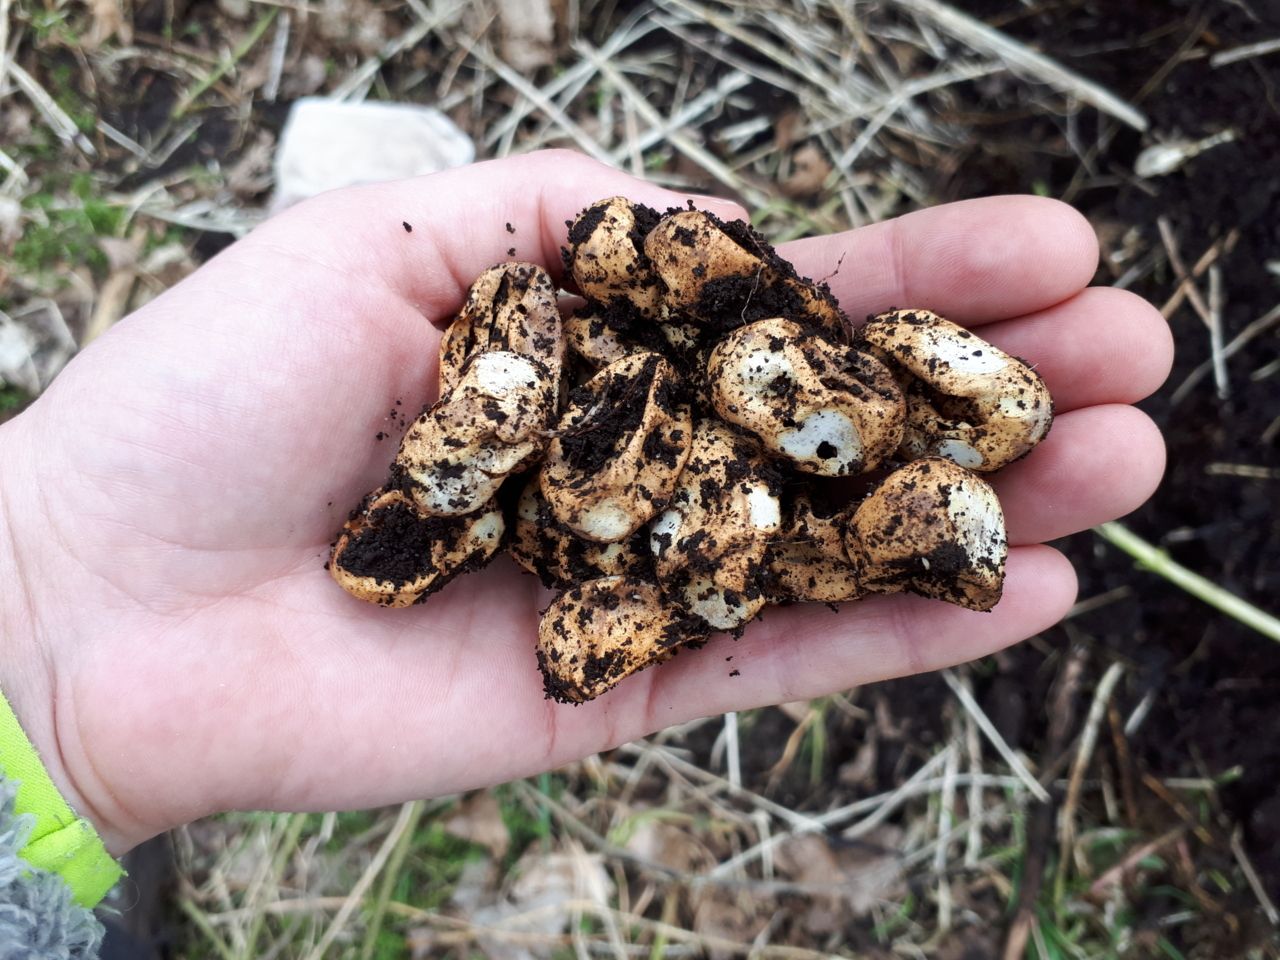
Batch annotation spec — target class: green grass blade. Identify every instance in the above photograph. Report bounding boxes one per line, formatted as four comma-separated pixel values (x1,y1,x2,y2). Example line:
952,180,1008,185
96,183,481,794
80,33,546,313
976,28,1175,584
1093,522,1280,642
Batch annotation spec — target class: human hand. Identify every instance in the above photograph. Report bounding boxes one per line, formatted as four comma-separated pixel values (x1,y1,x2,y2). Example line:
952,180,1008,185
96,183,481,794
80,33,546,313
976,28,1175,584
0,151,1172,854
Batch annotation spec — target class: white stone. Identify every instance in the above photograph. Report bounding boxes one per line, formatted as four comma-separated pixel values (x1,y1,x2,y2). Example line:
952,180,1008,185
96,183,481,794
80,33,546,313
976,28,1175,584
271,98,475,212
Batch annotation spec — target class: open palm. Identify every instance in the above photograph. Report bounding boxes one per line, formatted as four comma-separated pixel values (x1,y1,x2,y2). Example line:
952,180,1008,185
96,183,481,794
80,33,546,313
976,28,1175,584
0,152,1172,853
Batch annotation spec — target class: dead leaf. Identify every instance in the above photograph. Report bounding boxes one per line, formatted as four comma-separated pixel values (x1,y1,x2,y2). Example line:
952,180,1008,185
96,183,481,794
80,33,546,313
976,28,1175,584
624,817,710,874
780,144,832,199
692,889,768,960
774,826,904,932
0,301,77,396
773,109,803,153
449,856,497,914
777,700,812,723
498,0,556,72
883,39,923,76
317,0,388,55
448,848,613,960
444,793,511,860
934,928,1002,960
83,269,137,345
837,737,878,789
281,55,328,100
405,925,441,960
1,105,31,142
227,131,277,198
98,236,138,273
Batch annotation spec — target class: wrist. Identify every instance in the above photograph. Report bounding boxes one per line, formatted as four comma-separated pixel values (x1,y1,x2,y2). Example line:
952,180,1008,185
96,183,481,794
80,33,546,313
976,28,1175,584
0,419,133,856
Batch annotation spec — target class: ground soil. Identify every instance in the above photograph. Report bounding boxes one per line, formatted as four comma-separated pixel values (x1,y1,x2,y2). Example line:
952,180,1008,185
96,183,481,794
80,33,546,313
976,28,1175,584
8,0,1279,952
946,0,1280,901
675,0,1280,943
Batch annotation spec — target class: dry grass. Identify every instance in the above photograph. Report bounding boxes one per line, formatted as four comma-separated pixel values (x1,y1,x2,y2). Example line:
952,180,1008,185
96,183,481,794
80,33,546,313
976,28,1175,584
4,0,1279,957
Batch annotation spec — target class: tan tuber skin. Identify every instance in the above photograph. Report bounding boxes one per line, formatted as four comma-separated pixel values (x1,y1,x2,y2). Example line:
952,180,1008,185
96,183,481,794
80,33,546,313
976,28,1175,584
330,489,505,606
649,419,782,632
709,317,905,476
846,457,1008,612
860,308,1053,472
333,199,1056,702
536,576,708,704
438,262,564,397
541,352,693,543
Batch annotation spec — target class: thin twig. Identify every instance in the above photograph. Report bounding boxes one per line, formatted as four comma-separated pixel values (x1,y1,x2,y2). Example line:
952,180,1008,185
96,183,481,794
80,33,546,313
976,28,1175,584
1210,36,1280,67
171,8,279,119
1055,661,1125,904
1206,463,1280,480
1002,644,1087,960
331,1,462,101
1170,302,1280,406
941,669,1050,802
1156,216,1213,327
214,895,838,959
618,742,826,832
607,70,753,166
888,0,1149,131
1231,829,1280,926
303,800,423,960
264,10,290,103
723,711,742,790
1159,230,1238,320
470,44,615,165
1208,265,1228,399
1088,826,1186,897
934,718,959,931
710,749,955,878
0,0,12,91
6,60,97,156
574,40,766,204
962,671,984,867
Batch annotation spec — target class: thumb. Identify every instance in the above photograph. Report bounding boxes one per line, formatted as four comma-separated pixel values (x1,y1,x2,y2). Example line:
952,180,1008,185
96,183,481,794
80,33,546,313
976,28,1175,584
252,149,750,323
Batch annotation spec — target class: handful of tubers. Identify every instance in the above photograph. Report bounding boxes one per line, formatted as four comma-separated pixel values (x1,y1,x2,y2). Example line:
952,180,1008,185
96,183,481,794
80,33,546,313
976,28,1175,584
329,198,1053,703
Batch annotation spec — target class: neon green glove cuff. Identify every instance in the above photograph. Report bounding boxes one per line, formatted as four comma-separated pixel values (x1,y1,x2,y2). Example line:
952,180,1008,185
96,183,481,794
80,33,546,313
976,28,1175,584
0,687,123,907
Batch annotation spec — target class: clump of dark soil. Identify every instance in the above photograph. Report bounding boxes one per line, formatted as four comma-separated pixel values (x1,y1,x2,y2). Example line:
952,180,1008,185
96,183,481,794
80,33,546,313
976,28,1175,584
922,0,1280,917
557,355,659,473
336,499,446,585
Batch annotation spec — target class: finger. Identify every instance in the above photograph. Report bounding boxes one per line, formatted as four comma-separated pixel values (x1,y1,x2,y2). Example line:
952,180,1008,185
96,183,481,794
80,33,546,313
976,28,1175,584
594,544,1076,734
216,547,1072,816
255,150,749,324
976,287,1174,412
778,196,1099,324
993,404,1166,546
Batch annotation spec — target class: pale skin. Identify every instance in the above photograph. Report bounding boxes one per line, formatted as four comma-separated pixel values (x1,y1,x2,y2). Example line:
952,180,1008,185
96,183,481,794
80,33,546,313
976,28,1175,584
0,151,1173,855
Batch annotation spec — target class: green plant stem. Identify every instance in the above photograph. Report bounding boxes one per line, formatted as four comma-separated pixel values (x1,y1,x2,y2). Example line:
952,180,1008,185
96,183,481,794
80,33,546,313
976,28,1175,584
171,8,278,119
359,800,427,960
1093,522,1280,642
241,812,309,960
179,897,237,960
